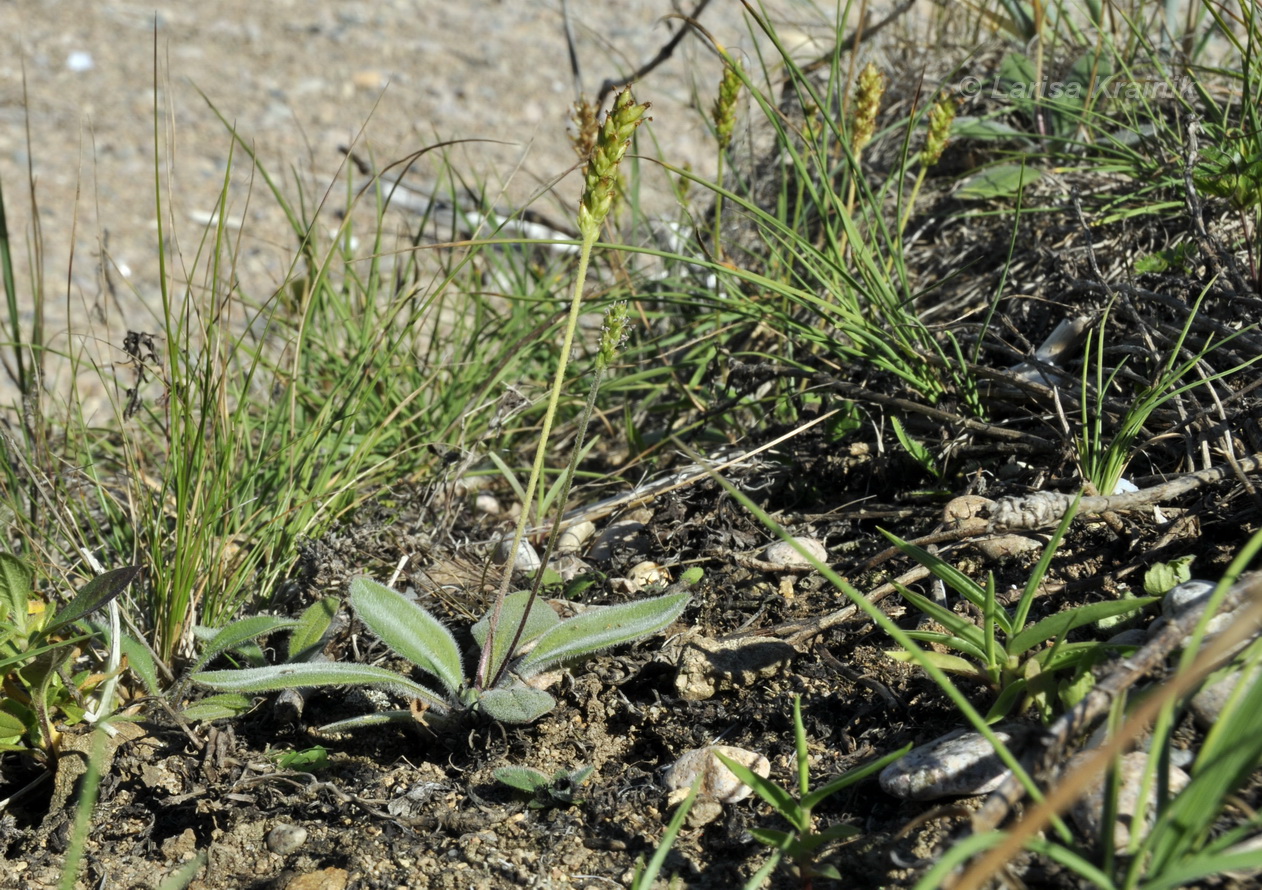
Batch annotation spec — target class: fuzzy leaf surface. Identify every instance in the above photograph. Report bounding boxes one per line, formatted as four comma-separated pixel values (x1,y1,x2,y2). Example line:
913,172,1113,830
193,661,451,712
350,577,464,697
49,565,141,633
515,591,688,677
289,596,339,662
471,592,561,679
191,615,300,675
0,553,32,634
475,683,556,723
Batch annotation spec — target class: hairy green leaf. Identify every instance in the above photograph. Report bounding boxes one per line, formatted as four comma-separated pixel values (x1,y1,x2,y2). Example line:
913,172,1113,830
288,596,339,662
193,661,451,712
494,766,553,793
475,683,556,723
190,615,300,675
350,577,464,697
515,591,689,677
48,566,141,634
471,591,561,679
0,552,33,635
181,693,254,723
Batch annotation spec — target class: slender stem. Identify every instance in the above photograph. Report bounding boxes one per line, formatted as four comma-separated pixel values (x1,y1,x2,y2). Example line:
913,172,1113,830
476,229,597,689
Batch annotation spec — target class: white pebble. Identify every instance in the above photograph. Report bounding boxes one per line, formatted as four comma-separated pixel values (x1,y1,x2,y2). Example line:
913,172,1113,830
880,727,1024,800
763,536,827,568
665,745,769,806
1069,751,1189,848
494,537,541,572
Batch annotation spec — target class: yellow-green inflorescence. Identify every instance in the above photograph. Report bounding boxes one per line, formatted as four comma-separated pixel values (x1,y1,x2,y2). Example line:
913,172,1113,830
923,93,957,167
578,88,651,242
850,61,885,156
712,60,743,151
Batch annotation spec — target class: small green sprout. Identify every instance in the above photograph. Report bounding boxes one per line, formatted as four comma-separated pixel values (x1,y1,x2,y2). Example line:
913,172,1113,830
717,695,909,888
494,764,594,809
881,517,1157,722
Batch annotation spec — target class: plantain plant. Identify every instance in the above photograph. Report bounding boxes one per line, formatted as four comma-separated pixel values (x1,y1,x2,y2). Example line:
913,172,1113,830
193,573,694,728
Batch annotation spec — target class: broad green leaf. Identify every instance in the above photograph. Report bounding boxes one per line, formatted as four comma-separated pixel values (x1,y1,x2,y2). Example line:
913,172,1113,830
515,591,689,678
350,577,464,697
288,597,339,662
0,553,33,635
47,565,141,634
1007,597,1157,655
0,707,27,737
272,746,329,772
471,592,561,679
193,661,451,713
181,693,254,723
475,683,556,723
1144,557,1194,595
120,635,161,696
494,766,552,793
190,615,300,675
957,164,1041,200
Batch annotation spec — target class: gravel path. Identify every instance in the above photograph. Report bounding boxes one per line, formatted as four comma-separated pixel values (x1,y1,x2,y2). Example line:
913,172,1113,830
0,0,812,413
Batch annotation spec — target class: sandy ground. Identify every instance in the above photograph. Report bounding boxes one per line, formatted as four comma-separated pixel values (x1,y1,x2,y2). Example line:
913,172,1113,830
0,0,827,416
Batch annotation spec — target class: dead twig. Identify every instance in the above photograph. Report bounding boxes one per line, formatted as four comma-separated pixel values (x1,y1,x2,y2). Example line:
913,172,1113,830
989,451,1262,529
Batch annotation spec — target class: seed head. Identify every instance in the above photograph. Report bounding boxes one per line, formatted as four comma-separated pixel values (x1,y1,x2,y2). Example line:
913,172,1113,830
851,62,885,155
596,301,630,371
924,94,957,167
570,97,598,160
578,88,651,240
712,60,743,150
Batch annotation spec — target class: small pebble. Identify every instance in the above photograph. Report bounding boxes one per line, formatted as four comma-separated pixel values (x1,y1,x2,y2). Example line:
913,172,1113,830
880,727,1026,800
494,537,541,572
763,536,827,568
266,823,308,855
1190,661,1262,728
474,493,500,515
665,745,769,806
1162,580,1219,618
625,560,670,591
1068,751,1189,848
556,520,595,554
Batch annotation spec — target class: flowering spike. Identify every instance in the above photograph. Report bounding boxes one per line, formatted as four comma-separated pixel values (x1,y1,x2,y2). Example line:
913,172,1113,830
851,62,885,155
712,60,743,150
924,94,957,167
578,88,651,240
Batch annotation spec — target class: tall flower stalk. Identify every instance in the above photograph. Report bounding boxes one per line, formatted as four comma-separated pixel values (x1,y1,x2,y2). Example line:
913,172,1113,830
476,89,650,691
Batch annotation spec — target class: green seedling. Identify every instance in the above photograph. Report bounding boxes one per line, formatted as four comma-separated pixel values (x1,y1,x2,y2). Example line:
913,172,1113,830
268,745,330,773
494,763,593,809
0,553,140,757
1078,288,1259,497
717,695,909,889
193,572,693,728
881,504,1156,722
